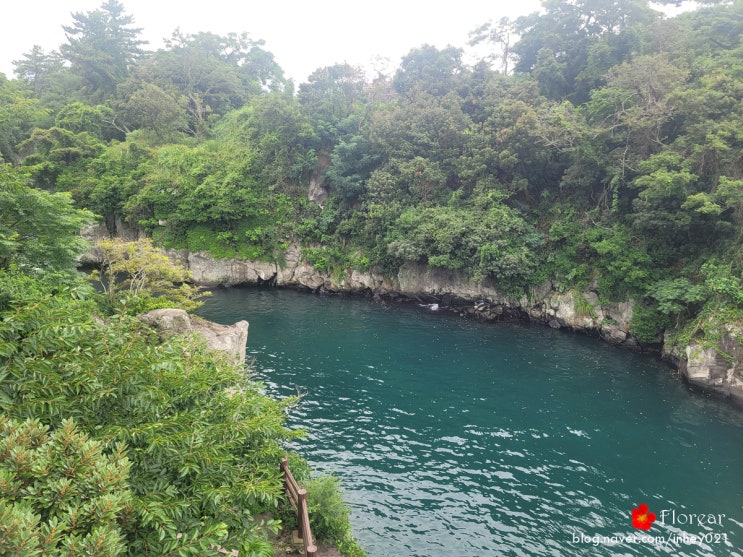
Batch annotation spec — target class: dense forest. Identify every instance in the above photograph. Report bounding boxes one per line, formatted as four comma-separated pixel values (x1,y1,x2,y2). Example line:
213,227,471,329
4,0,742,340
2,0,743,553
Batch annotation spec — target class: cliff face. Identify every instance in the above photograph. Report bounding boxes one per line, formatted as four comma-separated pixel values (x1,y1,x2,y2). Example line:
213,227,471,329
663,324,743,406
80,224,743,406
170,248,743,405
170,246,636,345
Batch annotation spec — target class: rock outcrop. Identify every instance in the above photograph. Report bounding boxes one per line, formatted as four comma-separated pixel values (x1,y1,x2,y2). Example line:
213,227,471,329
164,249,640,349
79,220,146,264
165,243,395,294
663,324,743,405
139,308,248,364
78,222,110,264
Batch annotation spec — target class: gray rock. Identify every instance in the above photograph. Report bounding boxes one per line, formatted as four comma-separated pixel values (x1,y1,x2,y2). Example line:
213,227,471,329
139,308,248,364
601,322,628,344
680,324,743,404
139,308,193,334
78,222,110,264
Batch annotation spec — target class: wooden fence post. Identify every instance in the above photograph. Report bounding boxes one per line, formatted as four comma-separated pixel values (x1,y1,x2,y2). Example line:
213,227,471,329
280,457,318,557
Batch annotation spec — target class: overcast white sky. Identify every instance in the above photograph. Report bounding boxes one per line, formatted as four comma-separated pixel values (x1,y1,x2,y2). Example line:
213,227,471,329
1,0,548,84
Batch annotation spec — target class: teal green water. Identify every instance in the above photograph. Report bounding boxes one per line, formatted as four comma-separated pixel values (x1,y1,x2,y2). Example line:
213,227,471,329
197,288,743,557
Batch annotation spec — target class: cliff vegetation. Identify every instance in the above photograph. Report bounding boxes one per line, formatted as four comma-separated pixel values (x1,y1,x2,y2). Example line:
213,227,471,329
3,0,743,549
4,1,743,352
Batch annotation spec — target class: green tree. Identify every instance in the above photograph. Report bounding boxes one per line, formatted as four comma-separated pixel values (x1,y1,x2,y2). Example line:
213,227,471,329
298,64,367,145
0,77,46,164
17,126,104,191
0,164,93,275
222,93,318,194
368,89,469,197
393,45,464,97
646,277,709,320
386,203,543,286
130,30,286,137
60,0,145,101
0,287,297,556
55,102,107,138
90,238,205,313
513,0,658,102
326,132,383,201
12,46,66,99
114,82,188,141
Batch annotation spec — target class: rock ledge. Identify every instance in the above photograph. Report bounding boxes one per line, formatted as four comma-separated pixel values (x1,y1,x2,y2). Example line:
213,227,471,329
139,308,248,364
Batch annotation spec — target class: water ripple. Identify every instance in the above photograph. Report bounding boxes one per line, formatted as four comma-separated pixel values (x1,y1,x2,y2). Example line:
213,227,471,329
198,288,743,557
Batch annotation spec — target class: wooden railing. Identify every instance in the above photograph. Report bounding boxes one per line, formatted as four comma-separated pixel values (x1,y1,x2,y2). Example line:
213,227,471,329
280,457,318,557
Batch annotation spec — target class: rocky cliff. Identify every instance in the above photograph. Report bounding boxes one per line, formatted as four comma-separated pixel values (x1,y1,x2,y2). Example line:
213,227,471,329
168,245,636,345
170,247,743,405
81,224,743,406
662,323,743,406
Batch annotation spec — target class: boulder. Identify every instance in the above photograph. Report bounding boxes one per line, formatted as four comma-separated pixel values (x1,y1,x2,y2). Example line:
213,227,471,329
139,308,193,335
139,308,248,363
78,222,110,264
680,324,743,404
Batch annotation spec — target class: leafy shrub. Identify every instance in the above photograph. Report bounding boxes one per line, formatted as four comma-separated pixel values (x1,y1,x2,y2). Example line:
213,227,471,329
646,278,709,318
305,475,365,557
386,204,543,288
631,303,671,344
0,285,300,555
302,245,355,274
186,224,239,259
89,238,207,314
585,225,655,300
0,417,131,556
702,262,743,308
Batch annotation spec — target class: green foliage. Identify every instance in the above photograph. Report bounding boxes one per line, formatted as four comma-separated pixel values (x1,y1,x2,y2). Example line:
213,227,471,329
386,203,543,288
89,238,207,314
123,139,295,262
514,0,657,102
701,262,743,309
584,224,655,299
393,45,464,97
217,95,318,195
574,294,598,319
55,102,105,137
298,64,367,146
326,133,383,201
304,475,365,557
297,243,369,280
0,282,300,555
0,417,131,556
0,164,94,275
631,303,671,345
129,29,286,137
115,82,188,141
79,139,151,218
301,246,336,273
183,221,286,262
7,2,743,552
646,278,710,317
59,0,145,101
0,78,47,164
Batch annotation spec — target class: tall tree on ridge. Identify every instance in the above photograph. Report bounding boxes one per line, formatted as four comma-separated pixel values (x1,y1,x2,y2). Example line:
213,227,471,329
12,45,66,99
513,0,659,103
60,0,146,101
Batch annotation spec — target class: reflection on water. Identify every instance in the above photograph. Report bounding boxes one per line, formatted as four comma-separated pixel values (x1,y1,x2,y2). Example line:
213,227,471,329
198,288,743,557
